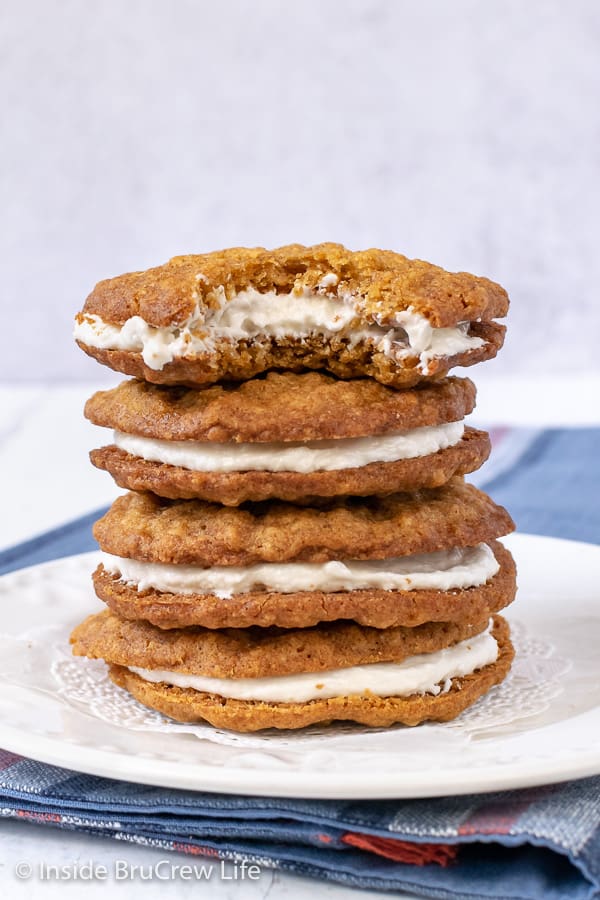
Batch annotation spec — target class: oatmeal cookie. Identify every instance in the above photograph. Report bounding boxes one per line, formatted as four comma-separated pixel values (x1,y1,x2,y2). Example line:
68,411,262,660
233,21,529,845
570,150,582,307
94,540,516,631
106,617,513,731
84,374,477,442
90,429,490,505
74,243,508,387
93,482,515,567
71,610,490,678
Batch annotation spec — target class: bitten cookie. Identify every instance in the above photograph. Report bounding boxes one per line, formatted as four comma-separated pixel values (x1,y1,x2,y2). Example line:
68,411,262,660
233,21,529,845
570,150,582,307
86,374,490,504
74,243,508,388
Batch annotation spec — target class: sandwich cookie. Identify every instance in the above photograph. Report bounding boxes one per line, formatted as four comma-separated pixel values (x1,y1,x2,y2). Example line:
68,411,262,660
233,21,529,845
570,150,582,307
71,612,514,731
92,483,516,629
86,374,490,504
74,243,508,388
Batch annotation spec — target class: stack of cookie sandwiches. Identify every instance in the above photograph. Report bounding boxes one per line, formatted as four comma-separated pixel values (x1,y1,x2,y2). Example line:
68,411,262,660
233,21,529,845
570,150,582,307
71,243,516,732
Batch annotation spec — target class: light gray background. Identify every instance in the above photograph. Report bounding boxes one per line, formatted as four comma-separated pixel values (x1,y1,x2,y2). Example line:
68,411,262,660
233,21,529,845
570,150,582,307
2,0,599,382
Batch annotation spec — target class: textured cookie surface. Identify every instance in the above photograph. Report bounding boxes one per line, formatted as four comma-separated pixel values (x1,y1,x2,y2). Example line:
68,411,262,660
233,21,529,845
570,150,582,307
76,243,508,387
71,610,490,678
90,427,490,504
84,374,477,442
94,540,516,630
107,618,514,731
93,482,515,566
80,244,509,329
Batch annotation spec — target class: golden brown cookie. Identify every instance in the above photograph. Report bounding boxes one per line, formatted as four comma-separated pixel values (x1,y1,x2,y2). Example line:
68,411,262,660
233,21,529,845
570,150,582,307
74,243,508,387
70,609,491,678
85,373,489,503
93,482,515,567
94,540,516,630
90,429,490,505
84,374,477,442
105,617,513,731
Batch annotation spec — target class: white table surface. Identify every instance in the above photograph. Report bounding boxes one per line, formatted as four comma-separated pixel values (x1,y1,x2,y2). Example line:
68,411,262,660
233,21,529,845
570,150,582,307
0,374,597,897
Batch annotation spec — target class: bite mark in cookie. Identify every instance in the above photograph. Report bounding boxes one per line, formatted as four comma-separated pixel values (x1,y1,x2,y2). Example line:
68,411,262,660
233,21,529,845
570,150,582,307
74,244,508,387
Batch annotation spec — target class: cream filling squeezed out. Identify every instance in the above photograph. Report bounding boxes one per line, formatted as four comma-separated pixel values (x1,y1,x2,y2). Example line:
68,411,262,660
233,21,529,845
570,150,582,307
127,623,498,703
102,542,499,599
112,421,465,473
74,285,485,372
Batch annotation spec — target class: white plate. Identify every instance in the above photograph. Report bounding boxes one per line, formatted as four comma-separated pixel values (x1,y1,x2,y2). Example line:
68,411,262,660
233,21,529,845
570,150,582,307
0,533,598,799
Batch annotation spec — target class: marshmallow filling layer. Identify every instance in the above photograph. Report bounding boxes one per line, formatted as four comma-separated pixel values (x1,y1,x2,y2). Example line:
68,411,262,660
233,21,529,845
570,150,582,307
74,284,486,372
127,622,498,703
112,421,465,474
102,542,500,599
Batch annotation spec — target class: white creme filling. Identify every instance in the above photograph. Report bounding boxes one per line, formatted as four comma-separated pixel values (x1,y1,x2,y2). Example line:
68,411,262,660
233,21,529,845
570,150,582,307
112,421,465,474
74,283,485,372
128,622,498,703
102,542,499,599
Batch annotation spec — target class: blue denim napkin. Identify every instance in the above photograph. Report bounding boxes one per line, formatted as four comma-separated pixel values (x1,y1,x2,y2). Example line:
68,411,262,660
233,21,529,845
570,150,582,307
0,427,598,899
0,751,598,899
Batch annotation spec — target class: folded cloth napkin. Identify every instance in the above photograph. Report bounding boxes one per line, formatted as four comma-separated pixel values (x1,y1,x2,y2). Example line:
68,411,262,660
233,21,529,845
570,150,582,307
0,750,599,899
0,427,598,899
471,426,599,544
